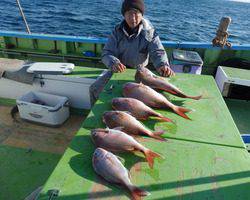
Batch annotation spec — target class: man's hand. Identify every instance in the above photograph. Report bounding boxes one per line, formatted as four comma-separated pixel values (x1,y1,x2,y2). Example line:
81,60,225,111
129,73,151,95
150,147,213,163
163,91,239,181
111,63,126,73
156,65,175,77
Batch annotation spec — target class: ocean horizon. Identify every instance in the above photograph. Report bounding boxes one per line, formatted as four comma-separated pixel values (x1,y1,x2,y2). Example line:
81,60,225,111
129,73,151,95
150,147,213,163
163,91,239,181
0,0,249,44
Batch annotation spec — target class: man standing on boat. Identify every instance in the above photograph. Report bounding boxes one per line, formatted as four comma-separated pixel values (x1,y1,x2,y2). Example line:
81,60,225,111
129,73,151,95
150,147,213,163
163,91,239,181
102,0,174,77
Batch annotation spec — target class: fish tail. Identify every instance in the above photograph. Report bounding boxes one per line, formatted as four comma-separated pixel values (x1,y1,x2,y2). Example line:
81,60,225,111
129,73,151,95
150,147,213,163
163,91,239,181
144,149,162,169
154,115,174,123
173,106,192,120
161,87,202,100
129,186,150,200
150,130,167,141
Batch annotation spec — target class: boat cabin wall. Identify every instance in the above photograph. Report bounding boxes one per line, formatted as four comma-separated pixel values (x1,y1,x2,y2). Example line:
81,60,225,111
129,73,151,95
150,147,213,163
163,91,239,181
0,31,249,76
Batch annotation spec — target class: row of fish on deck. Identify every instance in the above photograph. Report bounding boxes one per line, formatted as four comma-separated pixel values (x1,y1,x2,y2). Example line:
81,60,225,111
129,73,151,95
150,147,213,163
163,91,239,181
91,67,202,200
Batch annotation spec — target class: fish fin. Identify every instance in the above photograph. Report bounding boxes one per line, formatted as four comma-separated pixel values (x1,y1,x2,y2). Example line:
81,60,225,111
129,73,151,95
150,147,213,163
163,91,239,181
153,130,165,135
160,87,202,100
127,170,132,179
159,88,179,95
150,130,167,142
158,76,167,80
116,155,125,163
173,106,192,120
153,116,174,123
138,116,148,121
188,95,202,100
113,126,124,131
129,186,150,200
111,104,117,110
102,116,106,124
124,111,132,115
144,149,162,169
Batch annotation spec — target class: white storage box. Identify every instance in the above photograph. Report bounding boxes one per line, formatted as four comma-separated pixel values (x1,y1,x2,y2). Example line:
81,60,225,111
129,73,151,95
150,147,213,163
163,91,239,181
215,66,250,97
32,69,108,109
17,91,69,126
27,62,75,74
170,49,203,74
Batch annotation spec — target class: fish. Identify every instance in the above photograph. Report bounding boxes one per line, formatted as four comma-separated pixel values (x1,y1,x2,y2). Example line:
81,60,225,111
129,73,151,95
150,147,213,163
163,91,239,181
92,148,150,200
91,128,163,168
123,82,191,120
135,67,202,100
112,97,173,123
102,111,166,141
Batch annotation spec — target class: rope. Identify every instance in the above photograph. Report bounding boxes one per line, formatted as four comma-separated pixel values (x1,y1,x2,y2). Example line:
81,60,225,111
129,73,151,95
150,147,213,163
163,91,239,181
16,0,31,34
212,17,231,48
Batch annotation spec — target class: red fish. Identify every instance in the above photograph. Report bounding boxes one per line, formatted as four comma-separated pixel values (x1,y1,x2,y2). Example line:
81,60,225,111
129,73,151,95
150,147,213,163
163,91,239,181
91,128,163,168
103,111,166,141
92,148,150,200
112,97,173,123
123,82,191,120
135,67,202,100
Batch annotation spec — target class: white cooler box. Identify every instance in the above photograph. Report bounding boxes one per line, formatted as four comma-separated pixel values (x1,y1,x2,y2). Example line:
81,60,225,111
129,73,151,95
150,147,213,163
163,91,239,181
215,66,250,97
170,49,203,74
17,91,69,126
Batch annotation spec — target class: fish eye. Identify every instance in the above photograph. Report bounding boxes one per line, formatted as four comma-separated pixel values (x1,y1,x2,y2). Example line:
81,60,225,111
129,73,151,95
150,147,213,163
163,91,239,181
91,131,97,136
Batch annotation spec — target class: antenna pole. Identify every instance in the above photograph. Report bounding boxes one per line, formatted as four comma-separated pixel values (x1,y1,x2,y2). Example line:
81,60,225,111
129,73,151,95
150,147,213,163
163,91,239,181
16,0,31,34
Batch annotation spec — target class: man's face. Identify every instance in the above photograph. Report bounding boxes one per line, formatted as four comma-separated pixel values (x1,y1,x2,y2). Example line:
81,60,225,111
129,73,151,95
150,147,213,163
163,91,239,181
124,9,142,29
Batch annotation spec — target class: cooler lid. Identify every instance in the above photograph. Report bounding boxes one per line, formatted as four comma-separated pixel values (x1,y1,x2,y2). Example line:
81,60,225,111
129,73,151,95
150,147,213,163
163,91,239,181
27,62,75,74
172,50,203,65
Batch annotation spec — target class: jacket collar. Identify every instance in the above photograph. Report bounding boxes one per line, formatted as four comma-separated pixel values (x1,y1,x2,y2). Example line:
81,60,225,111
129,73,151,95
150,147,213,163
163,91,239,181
118,18,153,38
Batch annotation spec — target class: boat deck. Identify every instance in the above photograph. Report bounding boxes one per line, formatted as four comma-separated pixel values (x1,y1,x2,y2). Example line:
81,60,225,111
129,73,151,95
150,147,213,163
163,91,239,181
0,100,85,200
38,69,250,200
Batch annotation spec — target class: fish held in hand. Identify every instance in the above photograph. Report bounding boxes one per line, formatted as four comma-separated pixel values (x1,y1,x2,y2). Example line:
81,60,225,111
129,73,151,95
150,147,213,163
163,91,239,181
135,67,202,100
112,97,173,123
91,128,163,169
103,111,166,141
123,82,191,120
92,148,150,200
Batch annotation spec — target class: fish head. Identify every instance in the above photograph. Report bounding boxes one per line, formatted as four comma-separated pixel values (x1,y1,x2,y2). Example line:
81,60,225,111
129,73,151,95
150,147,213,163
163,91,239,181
137,67,152,76
112,97,127,109
103,111,112,120
123,82,138,95
90,129,100,140
112,98,121,108
102,111,112,123
135,68,143,82
91,129,108,140
93,148,107,163
103,111,121,124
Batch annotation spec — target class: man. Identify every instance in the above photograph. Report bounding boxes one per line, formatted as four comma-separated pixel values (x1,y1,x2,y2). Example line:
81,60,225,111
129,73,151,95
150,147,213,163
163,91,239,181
102,0,174,77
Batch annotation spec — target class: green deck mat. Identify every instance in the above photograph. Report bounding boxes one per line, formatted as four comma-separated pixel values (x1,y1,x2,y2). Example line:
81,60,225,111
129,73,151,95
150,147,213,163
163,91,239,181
83,69,244,148
221,66,250,80
39,127,250,200
225,99,250,135
0,145,61,200
38,69,250,199
0,98,16,106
